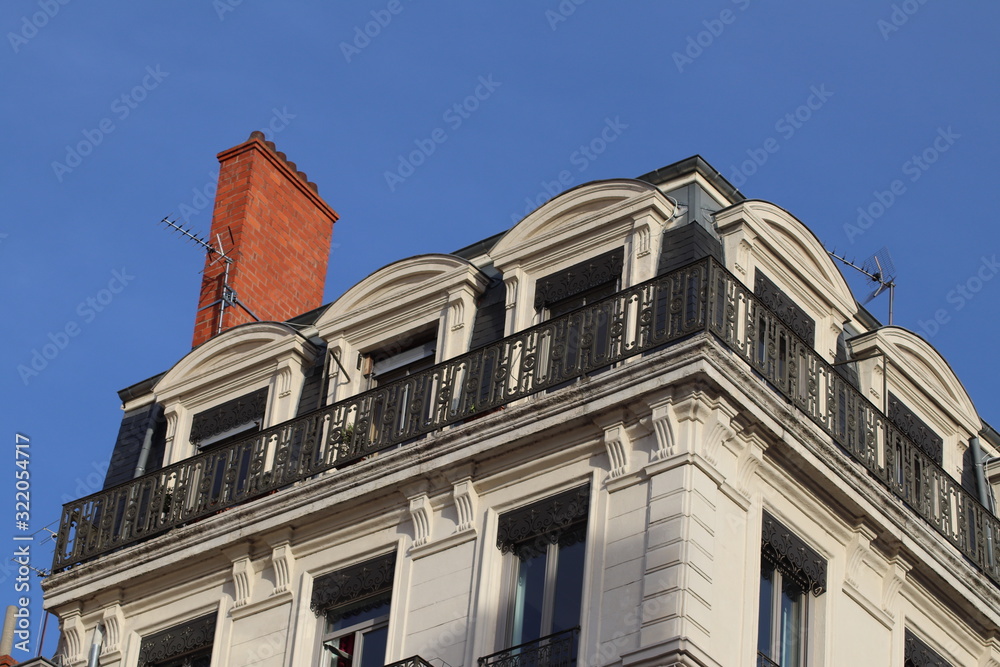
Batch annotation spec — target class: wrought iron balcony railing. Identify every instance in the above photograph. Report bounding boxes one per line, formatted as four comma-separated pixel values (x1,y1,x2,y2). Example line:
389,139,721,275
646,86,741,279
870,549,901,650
756,652,781,667
385,656,434,667
52,257,1000,587
477,628,579,667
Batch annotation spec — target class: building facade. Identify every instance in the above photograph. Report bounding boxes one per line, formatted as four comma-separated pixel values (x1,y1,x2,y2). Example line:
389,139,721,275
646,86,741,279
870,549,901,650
42,134,1000,667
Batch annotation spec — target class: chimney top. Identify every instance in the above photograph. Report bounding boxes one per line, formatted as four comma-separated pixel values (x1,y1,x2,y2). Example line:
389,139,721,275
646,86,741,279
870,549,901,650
190,133,339,348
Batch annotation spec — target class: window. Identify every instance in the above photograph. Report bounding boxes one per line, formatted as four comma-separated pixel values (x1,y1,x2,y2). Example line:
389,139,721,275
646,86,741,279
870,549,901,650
534,249,623,385
312,552,396,667
362,329,437,388
321,599,390,667
137,613,215,667
757,559,805,666
496,486,589,656
189,387,268,450
904,629,953,667
756,512,826,667
357,327,438,448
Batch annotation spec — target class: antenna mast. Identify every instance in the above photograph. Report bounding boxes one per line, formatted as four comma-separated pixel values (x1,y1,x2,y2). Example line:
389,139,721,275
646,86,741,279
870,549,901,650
828,246,897,325
158,216,260,334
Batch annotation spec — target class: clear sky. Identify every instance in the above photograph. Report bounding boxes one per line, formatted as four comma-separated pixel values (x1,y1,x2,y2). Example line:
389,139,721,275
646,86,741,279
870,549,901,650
3,1,999,659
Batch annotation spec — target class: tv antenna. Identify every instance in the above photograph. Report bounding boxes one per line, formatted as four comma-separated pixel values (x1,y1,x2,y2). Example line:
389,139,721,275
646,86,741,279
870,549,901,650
828,246,897,324
158,216,260,334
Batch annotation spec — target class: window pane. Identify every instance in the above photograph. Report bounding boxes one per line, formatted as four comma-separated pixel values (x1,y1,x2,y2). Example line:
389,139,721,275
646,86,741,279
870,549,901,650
360,625,389,667
552,539,585,634
779,581,804,667
328,599,391,633
331,634,355,667
513,549,548,645
757,564,775,657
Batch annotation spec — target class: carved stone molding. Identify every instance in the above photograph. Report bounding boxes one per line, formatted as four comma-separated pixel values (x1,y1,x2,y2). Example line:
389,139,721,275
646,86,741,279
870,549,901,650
701,397,737,466
733,427,767,500
634,223,651,258
137,613,216,667
271,542,295,596
409,493,432,547
61,608,85,666
100,603,125,656
504,275,519,310
453,478,479,533
602,422,632,479
648,387,723,465
844,523,878,589
232,556,254,608
881,554,913,618
649,392,676,462
761,511,827,596
164,409,178,444
497,485,589,560
450,298,466,331
277,365,293,399
905,629,953,667
311,552,396,618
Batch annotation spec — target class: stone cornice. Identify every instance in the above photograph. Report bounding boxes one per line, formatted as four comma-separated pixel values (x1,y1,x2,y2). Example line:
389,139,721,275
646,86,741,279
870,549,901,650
43,334,1000,635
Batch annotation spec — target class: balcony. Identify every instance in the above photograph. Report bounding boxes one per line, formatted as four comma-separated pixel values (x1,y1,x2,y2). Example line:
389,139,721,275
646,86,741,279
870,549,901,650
756,653,780,667
477,629,578,667
52,257,1000,587
385,657,434,667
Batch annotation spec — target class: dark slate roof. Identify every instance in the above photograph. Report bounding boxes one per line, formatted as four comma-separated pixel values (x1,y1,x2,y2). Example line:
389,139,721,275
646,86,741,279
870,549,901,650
636,155,746,203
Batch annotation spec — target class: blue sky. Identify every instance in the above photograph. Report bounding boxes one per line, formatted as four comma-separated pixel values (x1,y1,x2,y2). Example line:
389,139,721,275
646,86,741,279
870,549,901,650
3,1,999,658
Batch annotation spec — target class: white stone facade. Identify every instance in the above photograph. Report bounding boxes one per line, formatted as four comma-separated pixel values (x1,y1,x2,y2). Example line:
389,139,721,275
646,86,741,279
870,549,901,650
43,160,1000,667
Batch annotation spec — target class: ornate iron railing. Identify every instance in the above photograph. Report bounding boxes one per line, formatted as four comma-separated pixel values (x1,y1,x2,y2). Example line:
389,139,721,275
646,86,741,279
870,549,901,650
385,656,434,667
477,628,578,667
756,652,781,667
52,258,1000,586
701,259,1000,585
52,261,713,570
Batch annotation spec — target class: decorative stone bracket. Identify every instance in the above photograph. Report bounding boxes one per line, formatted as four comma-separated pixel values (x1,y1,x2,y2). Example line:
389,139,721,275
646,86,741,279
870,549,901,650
648,386,736,466
100,603,125,656
602,422,633,479
453,478,479,534
271,542,296,596
403,480,433,548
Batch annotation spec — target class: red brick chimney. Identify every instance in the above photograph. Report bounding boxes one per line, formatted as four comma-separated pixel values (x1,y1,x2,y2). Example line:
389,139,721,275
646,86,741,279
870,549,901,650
192,132,339,348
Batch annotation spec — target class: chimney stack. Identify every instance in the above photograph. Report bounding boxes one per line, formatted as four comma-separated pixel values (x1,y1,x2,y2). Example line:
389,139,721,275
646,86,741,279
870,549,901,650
191,132,339,348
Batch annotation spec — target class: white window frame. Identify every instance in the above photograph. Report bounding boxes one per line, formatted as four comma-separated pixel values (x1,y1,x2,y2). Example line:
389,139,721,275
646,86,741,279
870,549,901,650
317,603,391,667
757,560,808,667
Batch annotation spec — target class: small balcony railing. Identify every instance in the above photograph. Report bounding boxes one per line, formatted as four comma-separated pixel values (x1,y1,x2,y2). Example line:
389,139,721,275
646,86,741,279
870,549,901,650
756,653,781,667
385,656,434,667
52,257,1000,586
477,628,578,667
